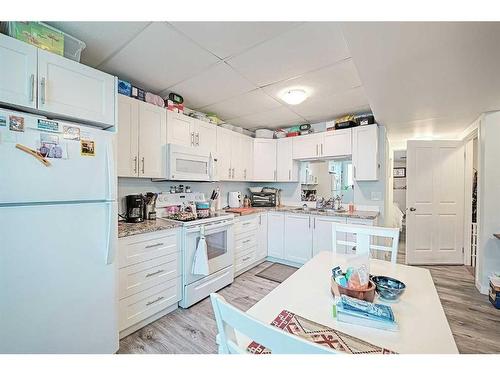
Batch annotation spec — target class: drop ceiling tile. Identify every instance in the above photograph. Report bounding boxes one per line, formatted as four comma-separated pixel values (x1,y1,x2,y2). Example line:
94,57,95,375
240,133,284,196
292,86,370,120
199,89,282,120
227,22,350,86
262,59,361,103
99,22,220,92
47,22,150,67
170,22,301,59
162,62,256,109
229,106,305,129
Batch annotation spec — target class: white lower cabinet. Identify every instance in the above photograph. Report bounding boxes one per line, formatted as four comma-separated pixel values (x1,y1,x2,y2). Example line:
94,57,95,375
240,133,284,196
118,228,181,337
284,214,313,264
312,216,347,257
233,214,267,275
267,212,285,259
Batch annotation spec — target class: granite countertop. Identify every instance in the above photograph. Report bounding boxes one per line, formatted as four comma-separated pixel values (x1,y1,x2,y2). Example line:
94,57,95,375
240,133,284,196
225,206,379,220
118,218,182,238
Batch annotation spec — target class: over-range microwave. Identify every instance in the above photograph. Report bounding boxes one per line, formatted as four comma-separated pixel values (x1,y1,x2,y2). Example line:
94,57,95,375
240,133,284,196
153,144,216,182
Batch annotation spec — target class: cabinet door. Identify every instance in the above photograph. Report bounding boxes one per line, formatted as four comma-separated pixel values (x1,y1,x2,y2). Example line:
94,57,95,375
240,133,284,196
0,34,37,109
195,119,217,154
241,136,254,181
37,49,115,126
267,212,284,259
284,214,312,264
256,213,268,260
253,139,277,181
277,138,298,181
138,102,166,178
312,216,346,256
231,133,244,180
352,124,379,181
166,111,193,147
323,128,352,157
292,133,323,159
117,96,139,177
216,127,232,180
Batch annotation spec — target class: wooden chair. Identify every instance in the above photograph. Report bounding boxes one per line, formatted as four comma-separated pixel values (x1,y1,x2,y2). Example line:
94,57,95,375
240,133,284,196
332,223,400,263
210,293,336,354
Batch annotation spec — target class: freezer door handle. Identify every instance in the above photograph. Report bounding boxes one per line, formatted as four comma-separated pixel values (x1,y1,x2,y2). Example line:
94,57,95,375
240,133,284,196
106,202,117,265
106,141,117,201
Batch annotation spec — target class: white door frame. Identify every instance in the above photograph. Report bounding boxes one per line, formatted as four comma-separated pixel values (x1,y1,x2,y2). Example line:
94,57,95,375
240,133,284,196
463,138,475,266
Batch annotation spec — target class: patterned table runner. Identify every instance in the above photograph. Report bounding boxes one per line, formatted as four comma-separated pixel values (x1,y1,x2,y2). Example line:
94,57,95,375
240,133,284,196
247,310,397,354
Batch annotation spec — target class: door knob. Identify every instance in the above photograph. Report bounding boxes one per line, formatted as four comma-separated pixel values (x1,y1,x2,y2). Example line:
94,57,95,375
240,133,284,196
409,207,416,212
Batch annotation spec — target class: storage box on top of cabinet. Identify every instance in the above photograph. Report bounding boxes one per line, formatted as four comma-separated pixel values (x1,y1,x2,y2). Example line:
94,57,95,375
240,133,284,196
0,33,116,127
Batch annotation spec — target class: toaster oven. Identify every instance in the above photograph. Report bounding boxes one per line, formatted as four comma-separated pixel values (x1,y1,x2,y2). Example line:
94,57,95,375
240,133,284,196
251,192,276,207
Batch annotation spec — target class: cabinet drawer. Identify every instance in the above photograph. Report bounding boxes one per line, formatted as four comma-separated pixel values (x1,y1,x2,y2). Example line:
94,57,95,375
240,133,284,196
234,216,259,237
235,234,257,255
119,277,181,331
235,246,256,272
118,230,178,268
119,252,179,299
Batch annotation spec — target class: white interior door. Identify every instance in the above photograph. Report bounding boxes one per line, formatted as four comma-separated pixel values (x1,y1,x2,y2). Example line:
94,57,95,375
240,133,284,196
406,140,464,265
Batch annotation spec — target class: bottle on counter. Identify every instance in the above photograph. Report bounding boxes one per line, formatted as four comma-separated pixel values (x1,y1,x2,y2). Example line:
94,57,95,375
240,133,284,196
348,202,355,213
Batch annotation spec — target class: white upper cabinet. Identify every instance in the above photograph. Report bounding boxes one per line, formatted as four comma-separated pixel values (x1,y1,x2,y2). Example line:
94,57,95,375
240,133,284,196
117,96,139,177
292,133,323,159
117,95,166,178
166,111,193,147
276,138,298,182
240,135,254,181
0,35,116,126
0,34,37,109
216,126,233,180
37,49,115,126
352,124,379,181
322,127,352,157
284,214,313,264
253,138,277,181
138,102,167,178
195,119,217,154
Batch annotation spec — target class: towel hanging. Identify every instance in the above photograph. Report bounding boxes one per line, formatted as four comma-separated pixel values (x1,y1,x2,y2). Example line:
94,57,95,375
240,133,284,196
192,226,209,276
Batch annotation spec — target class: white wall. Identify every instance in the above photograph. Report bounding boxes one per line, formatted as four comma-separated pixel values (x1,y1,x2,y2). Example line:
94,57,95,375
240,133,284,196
476,112,500,292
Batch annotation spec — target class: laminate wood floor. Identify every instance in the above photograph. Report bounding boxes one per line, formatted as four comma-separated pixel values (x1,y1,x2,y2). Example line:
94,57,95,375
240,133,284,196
119,237,500,354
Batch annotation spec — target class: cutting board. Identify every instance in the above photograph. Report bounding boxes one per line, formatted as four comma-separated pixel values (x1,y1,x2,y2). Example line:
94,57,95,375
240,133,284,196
225,208,259,216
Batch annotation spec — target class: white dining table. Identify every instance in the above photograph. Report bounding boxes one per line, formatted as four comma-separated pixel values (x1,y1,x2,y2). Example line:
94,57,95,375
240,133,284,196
244,251,458,354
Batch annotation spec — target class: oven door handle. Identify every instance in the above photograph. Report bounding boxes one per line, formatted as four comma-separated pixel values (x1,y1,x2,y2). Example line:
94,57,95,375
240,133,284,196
185,220,234,234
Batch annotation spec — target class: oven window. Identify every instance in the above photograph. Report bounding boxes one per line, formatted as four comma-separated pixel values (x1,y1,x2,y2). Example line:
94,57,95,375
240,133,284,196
204,230,227,260
176,158,208,174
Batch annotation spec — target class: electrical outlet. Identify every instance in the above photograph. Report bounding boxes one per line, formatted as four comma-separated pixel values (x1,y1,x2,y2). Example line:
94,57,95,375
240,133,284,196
371,191,382,201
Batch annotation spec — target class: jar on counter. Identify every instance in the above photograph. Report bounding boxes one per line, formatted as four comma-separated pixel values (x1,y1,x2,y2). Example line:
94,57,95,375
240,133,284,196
195,201,210,218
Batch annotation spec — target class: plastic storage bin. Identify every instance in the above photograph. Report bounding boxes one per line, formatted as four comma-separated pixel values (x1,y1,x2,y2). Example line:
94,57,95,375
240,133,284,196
6,21,86,62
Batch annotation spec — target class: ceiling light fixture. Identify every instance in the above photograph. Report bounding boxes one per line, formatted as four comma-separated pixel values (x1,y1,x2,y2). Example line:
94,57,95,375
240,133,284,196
280,89,307,105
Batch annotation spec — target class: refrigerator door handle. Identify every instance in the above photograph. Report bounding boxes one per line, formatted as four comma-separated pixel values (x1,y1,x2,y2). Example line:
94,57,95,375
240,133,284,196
106,202,118,265
106,140,117,201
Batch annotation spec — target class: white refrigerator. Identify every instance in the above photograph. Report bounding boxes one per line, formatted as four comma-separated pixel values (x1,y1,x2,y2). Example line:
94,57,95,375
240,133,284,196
0,108,118,353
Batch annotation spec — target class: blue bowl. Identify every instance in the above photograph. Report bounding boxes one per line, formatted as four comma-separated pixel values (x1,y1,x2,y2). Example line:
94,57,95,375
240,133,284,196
371,276,406,301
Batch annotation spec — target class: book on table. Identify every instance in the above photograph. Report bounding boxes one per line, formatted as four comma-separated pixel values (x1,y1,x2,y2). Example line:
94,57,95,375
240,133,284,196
335,295,398,331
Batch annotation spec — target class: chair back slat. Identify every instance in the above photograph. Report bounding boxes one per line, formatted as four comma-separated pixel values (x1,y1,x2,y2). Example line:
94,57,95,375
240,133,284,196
210,293,336,354
332,223,400,263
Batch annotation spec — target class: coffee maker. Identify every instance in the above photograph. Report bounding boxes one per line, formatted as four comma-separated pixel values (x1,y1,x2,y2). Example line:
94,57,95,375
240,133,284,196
125,194,144,223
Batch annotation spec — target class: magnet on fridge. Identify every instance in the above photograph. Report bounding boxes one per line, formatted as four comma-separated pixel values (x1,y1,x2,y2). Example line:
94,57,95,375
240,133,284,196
0,115,6,127
81,139,95,157
63,125,80,141
9,115,24,132
37,119,59,133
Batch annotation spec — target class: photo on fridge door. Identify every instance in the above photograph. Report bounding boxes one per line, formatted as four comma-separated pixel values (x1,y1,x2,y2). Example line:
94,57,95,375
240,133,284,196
81,139,95,156
38,133,68,159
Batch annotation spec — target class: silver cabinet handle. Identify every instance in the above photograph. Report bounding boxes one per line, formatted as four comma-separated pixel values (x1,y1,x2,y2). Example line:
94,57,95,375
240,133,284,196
321,143,323,156
353,165,356,179
232,168,235,179
316,144,318,156
289,169,291,180
29,74,35,102
191,132,195,147
274,170,277,181
145,269,164,278
242,256,251,262
259,215,262,225
40,77,46,104
244,169,247,180
145,242,164,249
243,239,251,244
228,167,232,179
133,156,138,174
146,296,164,306
141,157,145,174
196,132,200,146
